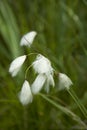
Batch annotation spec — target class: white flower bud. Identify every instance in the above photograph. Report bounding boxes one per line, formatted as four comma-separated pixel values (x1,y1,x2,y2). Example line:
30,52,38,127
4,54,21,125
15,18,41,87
31,74,46,94
58,73,73,90
18,80,33,105
9,55,26,77
20,31,37,47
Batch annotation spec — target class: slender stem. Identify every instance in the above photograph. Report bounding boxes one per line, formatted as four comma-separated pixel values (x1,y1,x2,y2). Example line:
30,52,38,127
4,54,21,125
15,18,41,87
71,89,87,114
67,88,87,118
25,64,33,79
25,52,41,79
38,93,87,128
26,52,39,57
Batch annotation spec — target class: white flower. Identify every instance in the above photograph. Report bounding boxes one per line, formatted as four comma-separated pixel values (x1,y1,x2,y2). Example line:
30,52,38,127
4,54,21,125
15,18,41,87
32,54,53,74
31,74,46,94
58,73,73,90
18,80,33,105
45,74,55,93
20,31,37,47
31,73,55,94
32,54,55,93
9,55,26,77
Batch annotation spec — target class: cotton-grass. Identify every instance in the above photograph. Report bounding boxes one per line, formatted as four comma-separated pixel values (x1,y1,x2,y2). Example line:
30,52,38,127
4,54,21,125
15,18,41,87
58,73,87,118
9,32,55,105
31,73,55,94
8,30,87,121
58,73,73,90
18,80,33,105
31,54,55,94
32,54,53,74
9,55,26,77
20,31,37,47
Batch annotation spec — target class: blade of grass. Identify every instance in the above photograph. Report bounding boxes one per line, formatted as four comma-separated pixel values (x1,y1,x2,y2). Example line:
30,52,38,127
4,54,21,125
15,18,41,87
67,88,87,118
38,93,87,129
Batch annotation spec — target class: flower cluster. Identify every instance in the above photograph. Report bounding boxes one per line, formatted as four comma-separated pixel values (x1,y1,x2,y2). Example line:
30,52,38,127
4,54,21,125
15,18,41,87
9,31,73,105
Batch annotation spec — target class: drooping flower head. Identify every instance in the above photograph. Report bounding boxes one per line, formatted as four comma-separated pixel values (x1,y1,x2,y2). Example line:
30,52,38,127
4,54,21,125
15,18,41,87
58,73,73,90
9,55,26,77
20,31,37,47
32,54,53,74
31,54,55,94
18,80,33,105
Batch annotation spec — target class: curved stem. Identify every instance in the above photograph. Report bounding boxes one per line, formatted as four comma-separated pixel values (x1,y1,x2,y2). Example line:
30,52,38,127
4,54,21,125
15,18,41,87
25,64,33,79
26,52,39,57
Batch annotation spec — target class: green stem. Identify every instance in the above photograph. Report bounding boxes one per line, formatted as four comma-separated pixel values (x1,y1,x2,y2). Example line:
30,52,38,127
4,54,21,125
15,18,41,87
38,93,87,128
67,88,87,118
25,64,33,79
27,52,39,57
25,52,40,79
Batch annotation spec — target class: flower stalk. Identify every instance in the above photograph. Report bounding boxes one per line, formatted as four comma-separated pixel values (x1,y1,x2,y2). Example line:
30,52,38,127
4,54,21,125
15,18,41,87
67,88,87,118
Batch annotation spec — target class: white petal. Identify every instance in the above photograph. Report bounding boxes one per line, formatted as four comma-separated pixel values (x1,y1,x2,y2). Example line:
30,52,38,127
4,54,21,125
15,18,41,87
20,31,37,47
31,74,46,94
9,55,26,77
48,74,55,87
45,74,55,93
58,73,73,90
19,80,33,105
32,54,53,74
11,67,21,77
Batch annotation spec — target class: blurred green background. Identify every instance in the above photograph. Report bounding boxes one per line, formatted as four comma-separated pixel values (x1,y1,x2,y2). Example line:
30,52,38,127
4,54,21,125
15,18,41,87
0,0,87,129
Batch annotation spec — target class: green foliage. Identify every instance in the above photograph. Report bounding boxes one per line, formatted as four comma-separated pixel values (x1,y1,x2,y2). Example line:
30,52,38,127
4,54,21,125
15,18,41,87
0,0,87,129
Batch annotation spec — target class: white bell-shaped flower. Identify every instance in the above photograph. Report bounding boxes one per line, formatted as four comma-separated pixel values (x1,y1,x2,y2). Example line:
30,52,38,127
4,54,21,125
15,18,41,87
9,55,26,77
58,73,73,90
20,31,37,47
31,74,46,94
19,80,33,105
32,54,53,74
